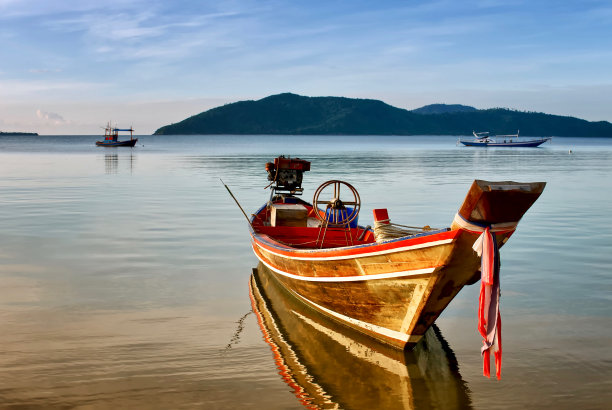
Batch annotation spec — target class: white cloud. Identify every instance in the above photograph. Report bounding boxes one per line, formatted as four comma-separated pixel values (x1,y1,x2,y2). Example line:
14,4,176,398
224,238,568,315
36,109,68,125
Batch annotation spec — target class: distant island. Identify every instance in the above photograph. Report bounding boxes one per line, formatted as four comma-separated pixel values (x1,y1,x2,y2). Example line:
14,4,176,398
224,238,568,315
153,93,612,137
0,131,38,136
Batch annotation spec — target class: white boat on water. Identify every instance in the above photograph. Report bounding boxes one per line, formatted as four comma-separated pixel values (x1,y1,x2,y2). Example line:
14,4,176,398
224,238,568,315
459,130,551,147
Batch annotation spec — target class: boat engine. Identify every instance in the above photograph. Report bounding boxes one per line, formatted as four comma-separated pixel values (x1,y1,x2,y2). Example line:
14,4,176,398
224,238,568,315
265,156,310,195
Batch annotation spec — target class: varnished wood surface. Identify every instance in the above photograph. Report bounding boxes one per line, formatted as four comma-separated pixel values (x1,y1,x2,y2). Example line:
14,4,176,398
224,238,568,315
252,229,511,348
457,180,546,224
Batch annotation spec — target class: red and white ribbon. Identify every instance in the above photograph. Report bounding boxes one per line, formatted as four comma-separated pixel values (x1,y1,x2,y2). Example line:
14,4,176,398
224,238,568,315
453,214,517,380
473,227,502,379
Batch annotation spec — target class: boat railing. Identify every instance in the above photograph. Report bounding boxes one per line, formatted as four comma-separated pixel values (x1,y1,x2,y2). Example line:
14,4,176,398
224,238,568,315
495,134,519,138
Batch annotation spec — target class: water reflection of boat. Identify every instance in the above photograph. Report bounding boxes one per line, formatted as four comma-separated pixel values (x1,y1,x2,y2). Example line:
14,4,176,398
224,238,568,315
250,264,472,409
458,131,551,147
104,153,135,174
104,153,119,174
96,122,137,147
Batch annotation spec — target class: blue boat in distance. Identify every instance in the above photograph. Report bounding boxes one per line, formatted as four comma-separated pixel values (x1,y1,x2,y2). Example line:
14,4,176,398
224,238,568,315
458,131,551,147
96,122,138,147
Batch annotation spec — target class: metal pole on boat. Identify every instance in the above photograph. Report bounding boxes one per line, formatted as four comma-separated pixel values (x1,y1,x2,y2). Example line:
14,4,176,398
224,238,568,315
220,179,253,228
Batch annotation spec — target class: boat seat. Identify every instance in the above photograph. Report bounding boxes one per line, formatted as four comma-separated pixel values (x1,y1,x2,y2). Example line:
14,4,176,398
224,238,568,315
270,204,308,227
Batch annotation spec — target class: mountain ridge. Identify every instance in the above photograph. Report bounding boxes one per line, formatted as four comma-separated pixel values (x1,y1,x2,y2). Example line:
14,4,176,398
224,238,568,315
412,103,478,115
153,93,612,137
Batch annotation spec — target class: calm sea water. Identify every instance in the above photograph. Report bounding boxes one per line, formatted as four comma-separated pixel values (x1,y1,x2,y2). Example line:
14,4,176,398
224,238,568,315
0,134,610,409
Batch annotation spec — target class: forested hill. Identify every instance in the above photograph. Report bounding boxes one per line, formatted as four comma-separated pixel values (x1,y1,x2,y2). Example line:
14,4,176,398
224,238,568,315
411,103,477,114
153,93,612,137
0,131,38,136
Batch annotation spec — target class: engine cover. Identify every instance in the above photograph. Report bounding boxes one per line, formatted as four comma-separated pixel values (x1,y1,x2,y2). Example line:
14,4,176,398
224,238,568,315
266,156,310,194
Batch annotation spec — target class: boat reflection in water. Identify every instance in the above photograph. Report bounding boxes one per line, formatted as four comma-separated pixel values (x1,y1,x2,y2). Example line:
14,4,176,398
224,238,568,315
104,153,134,174
250,263,472,410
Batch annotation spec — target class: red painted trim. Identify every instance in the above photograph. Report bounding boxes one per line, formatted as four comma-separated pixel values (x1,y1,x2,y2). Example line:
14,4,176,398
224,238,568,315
251,228,459,259
373,208,390,223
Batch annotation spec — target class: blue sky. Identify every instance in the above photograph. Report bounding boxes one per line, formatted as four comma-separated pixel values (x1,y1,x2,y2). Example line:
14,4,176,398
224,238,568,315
1,0,611,134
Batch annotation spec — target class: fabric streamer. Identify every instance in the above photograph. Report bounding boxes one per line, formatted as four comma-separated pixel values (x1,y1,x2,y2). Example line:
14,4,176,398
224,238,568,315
453,213,513,380
473,227,502,379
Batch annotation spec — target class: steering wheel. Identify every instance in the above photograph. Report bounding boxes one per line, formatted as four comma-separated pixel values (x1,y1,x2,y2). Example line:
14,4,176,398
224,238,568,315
312,180,361,226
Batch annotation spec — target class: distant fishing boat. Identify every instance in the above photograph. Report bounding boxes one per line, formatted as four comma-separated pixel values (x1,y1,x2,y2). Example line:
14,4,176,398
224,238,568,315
228,155,546,379
458,131,551,147
96,122,137,147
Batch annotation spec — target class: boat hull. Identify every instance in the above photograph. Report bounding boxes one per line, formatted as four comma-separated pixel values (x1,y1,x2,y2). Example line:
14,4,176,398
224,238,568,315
95,139,138,147
459,138,550,147
251,227,500,349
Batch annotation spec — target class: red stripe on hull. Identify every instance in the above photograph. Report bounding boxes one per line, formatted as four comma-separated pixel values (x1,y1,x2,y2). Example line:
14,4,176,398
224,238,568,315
251,228,459,260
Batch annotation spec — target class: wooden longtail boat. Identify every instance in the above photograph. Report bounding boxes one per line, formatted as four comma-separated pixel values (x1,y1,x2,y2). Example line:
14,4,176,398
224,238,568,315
247,156,545,357
96,122,137,147
250,265,472,409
